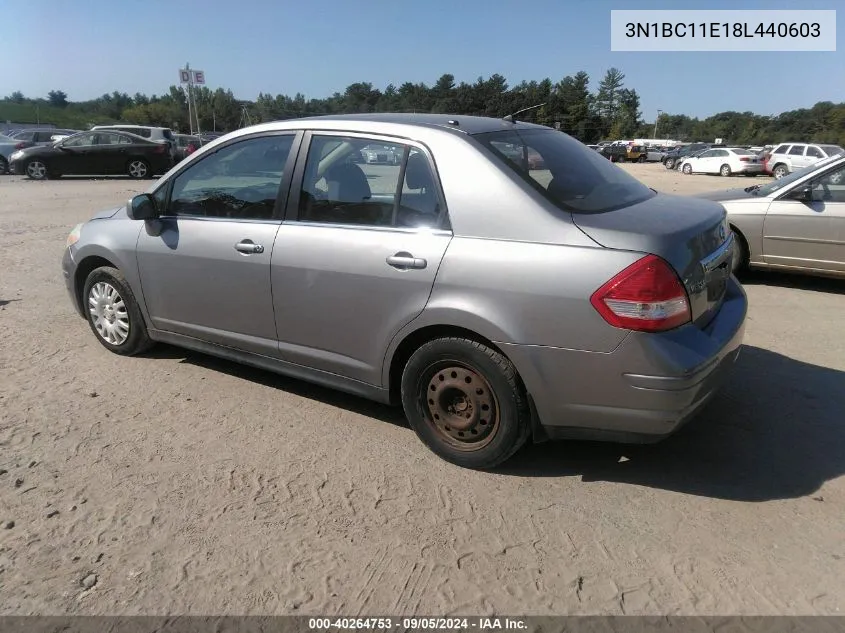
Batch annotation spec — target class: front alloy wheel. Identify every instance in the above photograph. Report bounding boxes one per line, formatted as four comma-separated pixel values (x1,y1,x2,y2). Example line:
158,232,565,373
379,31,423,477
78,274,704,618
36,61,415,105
26,160,48,180
88,282,130,345
83,266,153,355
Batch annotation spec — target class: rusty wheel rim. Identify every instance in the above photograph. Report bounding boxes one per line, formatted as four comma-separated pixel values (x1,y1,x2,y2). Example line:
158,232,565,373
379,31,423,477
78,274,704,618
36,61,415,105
420,362,499,451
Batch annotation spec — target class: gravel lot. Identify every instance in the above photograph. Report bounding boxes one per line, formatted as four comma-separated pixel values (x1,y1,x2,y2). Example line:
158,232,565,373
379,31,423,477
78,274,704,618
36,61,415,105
1,165,843,615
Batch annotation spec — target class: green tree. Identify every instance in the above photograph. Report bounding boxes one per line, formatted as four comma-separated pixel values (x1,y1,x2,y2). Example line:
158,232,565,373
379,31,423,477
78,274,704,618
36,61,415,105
47,90,68,108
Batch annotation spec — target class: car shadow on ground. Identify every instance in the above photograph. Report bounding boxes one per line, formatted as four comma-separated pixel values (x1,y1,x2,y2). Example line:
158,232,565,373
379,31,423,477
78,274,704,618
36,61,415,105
146,343,844,502
501,345,845,502
144,345,409,429
738,269,845,295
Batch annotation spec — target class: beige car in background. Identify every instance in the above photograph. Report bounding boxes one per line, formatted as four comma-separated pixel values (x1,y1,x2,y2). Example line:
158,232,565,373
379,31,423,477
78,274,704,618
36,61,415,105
697,152,845,278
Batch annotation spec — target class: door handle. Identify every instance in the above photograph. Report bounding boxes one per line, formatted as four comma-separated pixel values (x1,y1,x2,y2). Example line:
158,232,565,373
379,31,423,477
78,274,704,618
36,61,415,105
386,253,427,270
234,240,264,254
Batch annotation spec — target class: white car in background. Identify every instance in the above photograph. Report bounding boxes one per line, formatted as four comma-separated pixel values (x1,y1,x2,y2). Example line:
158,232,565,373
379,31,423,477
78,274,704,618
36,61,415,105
766,142,845,179
680,147,764,177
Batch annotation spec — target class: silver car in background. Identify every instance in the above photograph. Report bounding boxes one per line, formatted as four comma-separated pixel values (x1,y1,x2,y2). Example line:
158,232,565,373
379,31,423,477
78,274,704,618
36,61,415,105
698,152,845,278
62,114,746,469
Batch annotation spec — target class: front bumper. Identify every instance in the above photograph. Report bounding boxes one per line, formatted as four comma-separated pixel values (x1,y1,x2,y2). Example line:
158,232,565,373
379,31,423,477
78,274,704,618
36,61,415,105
62,246,84,318
501,277,748,443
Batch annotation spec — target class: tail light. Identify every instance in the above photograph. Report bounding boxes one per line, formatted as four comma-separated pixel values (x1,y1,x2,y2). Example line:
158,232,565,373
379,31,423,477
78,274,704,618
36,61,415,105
590,255,691,332
14,142,28,149
153,144,166,154
739,157,750,162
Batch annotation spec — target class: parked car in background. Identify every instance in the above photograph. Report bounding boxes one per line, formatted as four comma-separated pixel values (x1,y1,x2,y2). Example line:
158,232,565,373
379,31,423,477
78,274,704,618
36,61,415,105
173,134,203,162
9,130,175,180
7,128,80,146
0,133,34,174
91,125,177,161
698,152,845,277
360,143,402,165
679,147,765,177
766,142,845,179
662,143,711,170
599,144,628,162
60,113,745,469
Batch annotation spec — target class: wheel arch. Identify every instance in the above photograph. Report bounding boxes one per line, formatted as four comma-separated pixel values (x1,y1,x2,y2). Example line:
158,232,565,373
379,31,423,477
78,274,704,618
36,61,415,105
385,323,516,406
73,255,119,316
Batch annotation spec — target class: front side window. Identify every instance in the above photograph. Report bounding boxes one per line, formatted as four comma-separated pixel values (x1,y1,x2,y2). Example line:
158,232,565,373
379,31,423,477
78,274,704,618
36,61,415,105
810,166,845,203
788,145,806,156
166,134,294,220
63,133,96,147
806,146,823,159
297,135,444,228
479,129,654,214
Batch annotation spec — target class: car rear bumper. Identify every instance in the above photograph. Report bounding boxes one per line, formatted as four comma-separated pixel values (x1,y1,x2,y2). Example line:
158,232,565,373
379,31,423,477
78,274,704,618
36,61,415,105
734,163,764,174
501,276,747,443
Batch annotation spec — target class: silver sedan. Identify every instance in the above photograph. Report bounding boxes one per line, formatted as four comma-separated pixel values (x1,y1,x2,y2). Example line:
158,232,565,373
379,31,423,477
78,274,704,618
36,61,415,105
61,114,746,469
698,153,845,278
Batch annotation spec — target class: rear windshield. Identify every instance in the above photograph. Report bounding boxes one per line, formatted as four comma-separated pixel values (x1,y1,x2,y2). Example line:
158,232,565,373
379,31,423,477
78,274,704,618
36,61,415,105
475,129,655,213
163,129,174,140
820,145,844,156
731,149,754,155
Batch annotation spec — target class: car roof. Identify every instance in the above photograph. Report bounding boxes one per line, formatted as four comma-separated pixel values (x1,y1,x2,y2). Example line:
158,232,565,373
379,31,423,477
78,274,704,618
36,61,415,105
92,124,170,131
258,113,548,136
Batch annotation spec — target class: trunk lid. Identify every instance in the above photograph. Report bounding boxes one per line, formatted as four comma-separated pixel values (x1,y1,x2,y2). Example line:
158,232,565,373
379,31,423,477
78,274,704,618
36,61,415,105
571,193,733,327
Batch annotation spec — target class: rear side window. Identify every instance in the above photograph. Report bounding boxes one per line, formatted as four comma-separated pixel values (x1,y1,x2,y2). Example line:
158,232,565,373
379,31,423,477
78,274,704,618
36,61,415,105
773,144,790,154
819,145,844,157
34,131,56,142
788,145,806,156
477,128,654,213
806,146,823,158
297,135,445,229
14,131,34,141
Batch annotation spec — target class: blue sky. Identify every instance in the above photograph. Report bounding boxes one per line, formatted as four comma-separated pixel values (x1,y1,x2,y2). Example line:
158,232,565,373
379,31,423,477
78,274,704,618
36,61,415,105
2,0,842,120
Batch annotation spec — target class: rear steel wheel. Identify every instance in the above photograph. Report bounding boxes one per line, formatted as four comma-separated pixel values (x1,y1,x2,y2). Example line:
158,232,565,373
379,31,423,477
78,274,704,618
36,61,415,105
127,159,149,179
720,164,732,177
424,363,499,451
401,337,531,469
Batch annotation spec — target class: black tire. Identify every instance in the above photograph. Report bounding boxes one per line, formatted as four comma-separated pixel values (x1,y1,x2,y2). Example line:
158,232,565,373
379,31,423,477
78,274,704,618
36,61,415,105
400,337,531,470
682,163,693,175
127,158,151,179
772,164,788,179
731,228,749,275
638,155,647,163
720,164,732,177
83,266,154,356
0,156,8,175
665,158,676,170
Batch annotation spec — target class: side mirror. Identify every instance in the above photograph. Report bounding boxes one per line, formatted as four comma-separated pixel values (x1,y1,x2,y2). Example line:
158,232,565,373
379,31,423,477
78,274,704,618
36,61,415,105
789,185,813,202
127,193,158,221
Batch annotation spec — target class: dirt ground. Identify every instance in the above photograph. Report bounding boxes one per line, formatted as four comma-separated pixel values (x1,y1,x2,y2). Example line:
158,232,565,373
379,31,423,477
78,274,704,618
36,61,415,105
0,164,843,616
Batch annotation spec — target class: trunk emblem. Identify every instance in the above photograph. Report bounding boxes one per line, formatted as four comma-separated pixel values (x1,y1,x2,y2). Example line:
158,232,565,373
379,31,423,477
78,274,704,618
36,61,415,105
718,224,726,241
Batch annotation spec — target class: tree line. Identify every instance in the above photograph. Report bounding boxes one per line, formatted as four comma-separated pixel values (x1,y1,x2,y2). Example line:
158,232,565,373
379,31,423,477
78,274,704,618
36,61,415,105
3,68,844,146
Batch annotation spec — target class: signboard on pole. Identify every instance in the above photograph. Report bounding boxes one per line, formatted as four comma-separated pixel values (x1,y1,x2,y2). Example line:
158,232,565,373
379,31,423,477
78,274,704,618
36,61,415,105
192,70,205,85
179,69,190,84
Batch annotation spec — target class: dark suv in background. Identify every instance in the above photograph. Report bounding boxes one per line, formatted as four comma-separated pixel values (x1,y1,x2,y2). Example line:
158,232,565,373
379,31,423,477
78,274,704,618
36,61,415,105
662,143,712,170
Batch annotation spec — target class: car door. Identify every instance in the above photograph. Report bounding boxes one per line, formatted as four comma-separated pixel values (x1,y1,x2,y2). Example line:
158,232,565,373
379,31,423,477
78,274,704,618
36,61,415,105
271,132,452,386
53,132,101,174
762,163,845,272
92,132,132,174
787,144,807,171
688,149,713,173
135,132,300,355
804,145,824,168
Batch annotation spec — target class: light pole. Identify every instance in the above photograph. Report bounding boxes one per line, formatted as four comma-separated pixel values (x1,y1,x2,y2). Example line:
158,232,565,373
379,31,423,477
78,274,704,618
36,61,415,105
653,109,663,139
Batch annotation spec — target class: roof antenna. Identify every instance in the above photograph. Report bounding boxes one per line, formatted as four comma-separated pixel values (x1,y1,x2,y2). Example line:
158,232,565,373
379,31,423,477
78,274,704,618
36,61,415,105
503,103,546,123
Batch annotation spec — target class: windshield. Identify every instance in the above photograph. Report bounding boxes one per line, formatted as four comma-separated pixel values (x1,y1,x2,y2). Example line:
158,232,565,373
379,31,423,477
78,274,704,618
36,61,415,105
475,128,655,213
754,155,844,196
